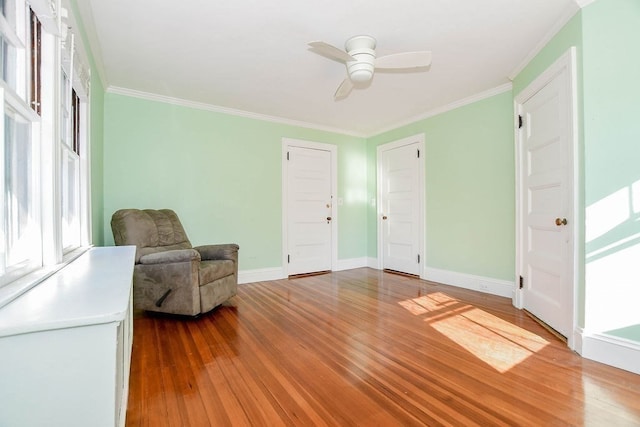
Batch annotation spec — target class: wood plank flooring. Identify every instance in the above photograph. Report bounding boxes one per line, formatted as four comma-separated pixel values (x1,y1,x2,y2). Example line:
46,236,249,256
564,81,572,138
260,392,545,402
126,268,640,426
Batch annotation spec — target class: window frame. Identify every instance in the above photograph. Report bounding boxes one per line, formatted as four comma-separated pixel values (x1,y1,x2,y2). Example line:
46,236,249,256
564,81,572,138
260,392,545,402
59,28,90,255
0,87,42,287
0,0,93,307
0,0,42,289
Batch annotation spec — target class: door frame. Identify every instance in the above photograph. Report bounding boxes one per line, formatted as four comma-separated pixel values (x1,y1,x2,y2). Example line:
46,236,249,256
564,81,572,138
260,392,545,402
281,138,338,276
376,134,426,279
514,47,579,350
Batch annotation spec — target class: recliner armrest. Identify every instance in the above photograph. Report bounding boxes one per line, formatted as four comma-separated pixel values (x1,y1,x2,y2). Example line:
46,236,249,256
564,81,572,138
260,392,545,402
138,249,201,265
194,244,239,261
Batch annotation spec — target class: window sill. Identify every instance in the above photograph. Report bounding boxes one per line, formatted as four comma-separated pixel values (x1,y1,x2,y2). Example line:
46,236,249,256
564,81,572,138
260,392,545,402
0,245,92,309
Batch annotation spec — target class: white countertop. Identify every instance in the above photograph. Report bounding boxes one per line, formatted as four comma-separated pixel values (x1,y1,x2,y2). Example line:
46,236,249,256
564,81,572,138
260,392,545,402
0,246,136,338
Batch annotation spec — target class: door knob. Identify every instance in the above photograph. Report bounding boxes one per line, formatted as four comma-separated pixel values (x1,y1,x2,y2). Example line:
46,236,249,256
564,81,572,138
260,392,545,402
382,215,388,220
555,217,568,226
326,216,332,221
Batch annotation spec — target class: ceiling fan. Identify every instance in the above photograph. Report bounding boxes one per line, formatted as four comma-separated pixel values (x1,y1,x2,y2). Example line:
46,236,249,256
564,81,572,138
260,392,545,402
308,35,432,100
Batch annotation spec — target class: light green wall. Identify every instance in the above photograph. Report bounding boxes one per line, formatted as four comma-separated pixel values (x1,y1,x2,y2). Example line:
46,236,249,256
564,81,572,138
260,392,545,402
581,0,640,340
102,91,515,281
103,94,367,269
367,91,515,281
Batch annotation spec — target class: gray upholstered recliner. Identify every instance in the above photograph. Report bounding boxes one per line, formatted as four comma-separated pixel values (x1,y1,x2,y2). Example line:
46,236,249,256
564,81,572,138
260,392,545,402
111,209,239,316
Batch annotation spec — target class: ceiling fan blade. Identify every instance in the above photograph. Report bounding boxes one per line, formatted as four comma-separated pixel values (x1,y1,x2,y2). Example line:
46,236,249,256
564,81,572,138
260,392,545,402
334,78,354,100
308,41,355,63
375,51,432,70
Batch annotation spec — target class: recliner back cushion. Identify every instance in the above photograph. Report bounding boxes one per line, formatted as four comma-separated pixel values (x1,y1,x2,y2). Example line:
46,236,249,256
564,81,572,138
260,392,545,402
144,209,190,247
111,209,192,262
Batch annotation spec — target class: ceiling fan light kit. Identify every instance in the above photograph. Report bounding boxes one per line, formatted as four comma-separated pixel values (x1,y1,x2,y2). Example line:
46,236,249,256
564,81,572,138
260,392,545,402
344,35,376,83
309,34,432,100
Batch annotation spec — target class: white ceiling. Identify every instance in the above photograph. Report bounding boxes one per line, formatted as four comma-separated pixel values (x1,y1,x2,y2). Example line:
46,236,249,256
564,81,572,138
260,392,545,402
75,0,581,137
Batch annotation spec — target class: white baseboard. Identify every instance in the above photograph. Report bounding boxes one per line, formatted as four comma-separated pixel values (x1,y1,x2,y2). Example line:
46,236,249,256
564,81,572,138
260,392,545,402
238,258,371,283
238,267,285,284
335,257,369,271
577,329,640,375
238,264,516,301
424,267,514,298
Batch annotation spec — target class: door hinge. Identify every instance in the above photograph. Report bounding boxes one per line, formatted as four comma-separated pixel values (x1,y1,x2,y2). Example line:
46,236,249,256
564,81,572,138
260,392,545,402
287,254,290,264
417,149,420,159
519,275,524,289
287,151,290,160
518,115,523,129
417,254,421,263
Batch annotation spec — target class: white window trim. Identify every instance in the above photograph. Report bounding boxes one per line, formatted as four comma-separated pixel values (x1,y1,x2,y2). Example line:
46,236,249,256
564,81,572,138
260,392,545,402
0,0,93,308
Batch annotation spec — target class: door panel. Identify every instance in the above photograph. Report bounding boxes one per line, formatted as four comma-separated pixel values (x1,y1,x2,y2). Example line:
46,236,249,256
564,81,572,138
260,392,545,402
520,67,573,338
380,142,421,275
287,146,332,275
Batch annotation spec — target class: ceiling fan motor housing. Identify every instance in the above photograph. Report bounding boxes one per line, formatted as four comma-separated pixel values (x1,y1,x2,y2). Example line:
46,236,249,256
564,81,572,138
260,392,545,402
345,35,376,83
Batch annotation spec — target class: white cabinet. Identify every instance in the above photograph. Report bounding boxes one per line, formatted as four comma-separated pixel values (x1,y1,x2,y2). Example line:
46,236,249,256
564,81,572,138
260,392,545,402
0,246,136,427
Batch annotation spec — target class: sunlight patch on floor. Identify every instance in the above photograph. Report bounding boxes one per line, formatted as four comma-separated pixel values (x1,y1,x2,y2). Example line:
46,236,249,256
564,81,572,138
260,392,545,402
581,376,640,426
398,292,467,320
399,292,549,372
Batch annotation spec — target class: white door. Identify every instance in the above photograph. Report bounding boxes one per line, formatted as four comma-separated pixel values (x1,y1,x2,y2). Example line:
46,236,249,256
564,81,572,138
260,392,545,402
378,137,424,276
286,145,333,275
517,50,576,339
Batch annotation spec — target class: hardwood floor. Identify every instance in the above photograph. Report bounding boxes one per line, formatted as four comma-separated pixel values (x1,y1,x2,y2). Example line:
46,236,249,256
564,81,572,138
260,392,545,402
126,268,640,426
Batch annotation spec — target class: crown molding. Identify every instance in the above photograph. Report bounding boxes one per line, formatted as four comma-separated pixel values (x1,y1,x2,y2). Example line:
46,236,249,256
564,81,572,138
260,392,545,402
575,0,597,7
108,83,515,141
368,82,513,138
106,86,366,138
508,1,581,80
71,0,108,91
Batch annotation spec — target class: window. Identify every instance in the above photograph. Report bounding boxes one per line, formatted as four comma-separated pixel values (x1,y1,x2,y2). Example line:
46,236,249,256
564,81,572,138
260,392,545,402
2,103,41,283
0,0,91,302
60,83,81,250
60,31,89,253
0,0,41,287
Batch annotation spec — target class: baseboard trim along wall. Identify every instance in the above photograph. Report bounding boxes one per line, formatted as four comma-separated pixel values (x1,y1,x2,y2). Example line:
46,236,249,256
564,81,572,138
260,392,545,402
238,259,373,284
424,267,515,298
237,262,515,299
335,257,369,271
577,329,640,375
238,267,285,284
